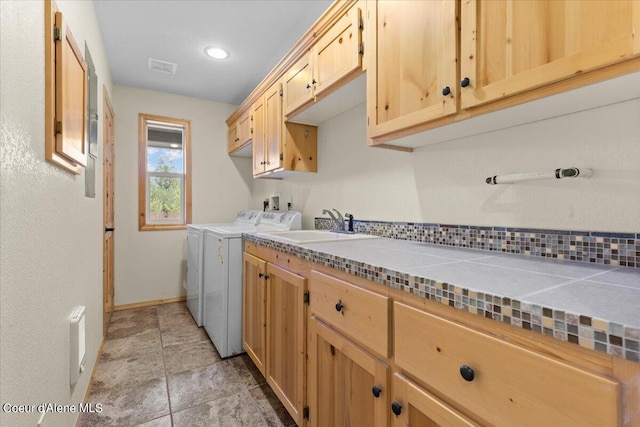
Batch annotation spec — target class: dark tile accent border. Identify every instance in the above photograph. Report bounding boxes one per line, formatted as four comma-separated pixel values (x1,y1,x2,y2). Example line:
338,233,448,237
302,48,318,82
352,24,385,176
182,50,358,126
315,218,640,269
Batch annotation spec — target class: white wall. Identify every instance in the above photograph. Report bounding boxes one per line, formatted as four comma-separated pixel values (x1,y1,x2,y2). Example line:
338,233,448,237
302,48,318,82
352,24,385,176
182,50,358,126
253,99,640,233
0,1,112,426
112,86,253,306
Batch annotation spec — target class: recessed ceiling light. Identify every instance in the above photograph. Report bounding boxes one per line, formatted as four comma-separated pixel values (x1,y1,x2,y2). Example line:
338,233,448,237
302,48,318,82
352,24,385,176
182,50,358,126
205,47,229,60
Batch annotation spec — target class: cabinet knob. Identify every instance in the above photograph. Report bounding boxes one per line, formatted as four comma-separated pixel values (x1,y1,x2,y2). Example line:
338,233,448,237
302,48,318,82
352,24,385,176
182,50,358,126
442,86,451,96
372,385,382,398
335,300,344,312
391,402,402,416
306,83,311,89
258,273,264,278
312,78,317,85
460,365,475,382
460,77,470,88
263,274,270,280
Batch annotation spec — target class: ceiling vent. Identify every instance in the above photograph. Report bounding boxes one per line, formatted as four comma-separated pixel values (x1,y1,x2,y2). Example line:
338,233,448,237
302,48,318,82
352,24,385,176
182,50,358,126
148,58,178,75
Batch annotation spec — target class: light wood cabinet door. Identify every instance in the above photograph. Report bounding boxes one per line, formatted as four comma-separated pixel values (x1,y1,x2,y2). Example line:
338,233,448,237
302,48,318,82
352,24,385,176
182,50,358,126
367,0,458,139
242,252,267,375
312,3,363,98
460,0,640,109
264,82,283,173
252,97,266,175
394,302,620,427
227,119,238,153
237,109,253,147
283,54,314,117
391,374,479,427
308,317,389,427
266,263,306,425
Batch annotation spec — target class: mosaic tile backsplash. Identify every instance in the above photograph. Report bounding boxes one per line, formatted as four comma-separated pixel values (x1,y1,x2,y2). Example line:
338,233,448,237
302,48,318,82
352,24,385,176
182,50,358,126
315,218,640,269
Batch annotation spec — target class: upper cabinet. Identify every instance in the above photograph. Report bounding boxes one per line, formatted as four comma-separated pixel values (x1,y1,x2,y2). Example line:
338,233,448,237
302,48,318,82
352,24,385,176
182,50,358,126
460,0,640,109
227,119,238,153
311,4,363,99
228,0,640,154
252,96,266,175
263,82,284,174
45,0,87,174
283,2,365,121
366,0,458,140
283,54,314,117
228,109,253,155
253,81,318,178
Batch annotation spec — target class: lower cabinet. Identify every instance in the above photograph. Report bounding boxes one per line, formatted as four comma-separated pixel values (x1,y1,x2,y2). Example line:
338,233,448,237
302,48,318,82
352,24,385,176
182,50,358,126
265,263,307,425
242,253,267,374
391,374,478,427
243,245,636,427
242,252,307,426
308,317,389,427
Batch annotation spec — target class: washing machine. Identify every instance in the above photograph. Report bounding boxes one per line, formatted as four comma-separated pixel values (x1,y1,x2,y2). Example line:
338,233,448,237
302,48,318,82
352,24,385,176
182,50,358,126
186,210,262,326
202,211,302,357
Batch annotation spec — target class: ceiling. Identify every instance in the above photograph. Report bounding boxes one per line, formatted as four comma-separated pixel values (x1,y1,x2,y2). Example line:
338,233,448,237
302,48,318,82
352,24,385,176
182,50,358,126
94,0,333,105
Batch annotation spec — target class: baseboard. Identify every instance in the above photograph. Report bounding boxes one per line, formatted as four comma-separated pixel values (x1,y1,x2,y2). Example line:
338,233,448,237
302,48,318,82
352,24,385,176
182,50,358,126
75,336,106,427
113,296,186,311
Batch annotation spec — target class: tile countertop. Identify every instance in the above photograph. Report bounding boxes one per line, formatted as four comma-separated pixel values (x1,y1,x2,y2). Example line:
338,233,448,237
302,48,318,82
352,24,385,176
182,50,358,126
243,233,640,363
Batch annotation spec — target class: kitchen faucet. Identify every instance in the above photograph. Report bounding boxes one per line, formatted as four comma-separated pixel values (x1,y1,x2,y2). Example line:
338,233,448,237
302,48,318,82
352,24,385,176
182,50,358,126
322,209,345,231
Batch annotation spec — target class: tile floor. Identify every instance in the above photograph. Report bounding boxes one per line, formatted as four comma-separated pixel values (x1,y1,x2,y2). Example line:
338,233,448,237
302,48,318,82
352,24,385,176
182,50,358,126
79,302,296,426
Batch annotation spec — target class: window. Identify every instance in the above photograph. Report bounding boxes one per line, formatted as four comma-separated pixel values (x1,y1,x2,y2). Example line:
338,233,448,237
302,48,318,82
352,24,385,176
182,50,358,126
138,114,191,231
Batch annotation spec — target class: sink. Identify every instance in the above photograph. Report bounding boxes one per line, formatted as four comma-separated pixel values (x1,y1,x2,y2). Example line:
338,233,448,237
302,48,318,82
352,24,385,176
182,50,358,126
256,230,380,244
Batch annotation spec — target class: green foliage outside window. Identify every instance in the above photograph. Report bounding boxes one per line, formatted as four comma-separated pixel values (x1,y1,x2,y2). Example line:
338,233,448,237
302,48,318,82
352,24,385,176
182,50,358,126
150,158,181,219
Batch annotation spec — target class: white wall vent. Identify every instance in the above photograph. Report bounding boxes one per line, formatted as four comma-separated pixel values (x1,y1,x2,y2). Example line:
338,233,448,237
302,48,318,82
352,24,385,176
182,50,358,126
70,306,87,387
148,58,178,75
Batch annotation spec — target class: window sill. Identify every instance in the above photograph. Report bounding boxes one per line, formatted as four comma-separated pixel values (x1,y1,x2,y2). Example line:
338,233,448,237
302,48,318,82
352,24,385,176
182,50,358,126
139,224,187,231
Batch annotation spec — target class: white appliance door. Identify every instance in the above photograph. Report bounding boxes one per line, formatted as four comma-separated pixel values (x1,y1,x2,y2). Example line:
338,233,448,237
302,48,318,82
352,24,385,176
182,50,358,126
186,229,202,326
226,237,244,356
203,234,229,357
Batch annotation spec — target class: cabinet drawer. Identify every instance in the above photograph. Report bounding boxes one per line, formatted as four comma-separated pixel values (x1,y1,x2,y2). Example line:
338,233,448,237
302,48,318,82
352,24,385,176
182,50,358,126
310,270,390,358
394,302,620,427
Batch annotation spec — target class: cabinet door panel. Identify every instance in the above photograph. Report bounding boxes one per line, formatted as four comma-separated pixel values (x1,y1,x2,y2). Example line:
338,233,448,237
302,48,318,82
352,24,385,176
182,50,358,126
237,110,252,147
266,263,306,425
55,11,87,167
242,253,267,375
283,54,314,117
461,0,640,109
252,97,265,175
309,318,389,427
391,374,479,427
367,0,457,138
227,120,238,153
312,4,362,98
264,82,283,172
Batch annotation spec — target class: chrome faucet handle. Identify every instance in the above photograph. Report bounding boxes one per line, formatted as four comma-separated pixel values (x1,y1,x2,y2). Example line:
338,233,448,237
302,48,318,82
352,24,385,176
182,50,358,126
344,213,354,232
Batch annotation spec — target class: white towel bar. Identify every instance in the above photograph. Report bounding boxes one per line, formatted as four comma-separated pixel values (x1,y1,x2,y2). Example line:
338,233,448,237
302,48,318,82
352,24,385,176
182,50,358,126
486,167,593,185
